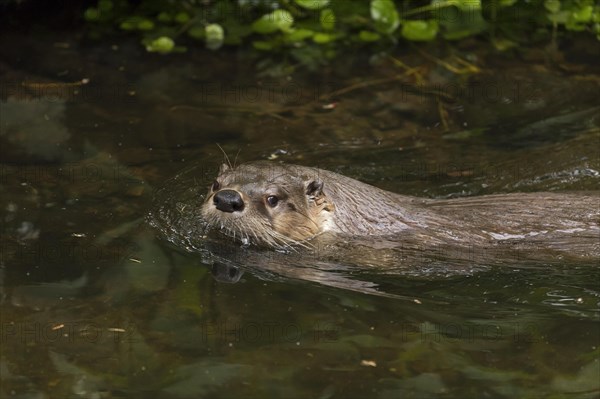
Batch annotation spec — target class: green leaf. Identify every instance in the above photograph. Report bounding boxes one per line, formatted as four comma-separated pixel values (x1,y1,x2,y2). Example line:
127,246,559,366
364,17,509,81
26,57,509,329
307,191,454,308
120,16,144,31
320,9,336,30
253,41,275,50
313,32,338,43
429,0,484,19
358,30,381,42
252,9,294,34
565,20,586,31
544,0,561,14
157,12,172,23
436,2,487,39
284,28,315,42
137,19,155,31
548,10,569,24
401,20,438,41
295,0,330,10
456,0,481,11
432,0,481,12
120,21,135,30
188,25,205,39
571,5,593,23
84,8,100,21
371,0,400,34
206,23,224,50
221,23,253,45
443,29,475,40
98,0,113,13
146,36,175,54
175,12,190,24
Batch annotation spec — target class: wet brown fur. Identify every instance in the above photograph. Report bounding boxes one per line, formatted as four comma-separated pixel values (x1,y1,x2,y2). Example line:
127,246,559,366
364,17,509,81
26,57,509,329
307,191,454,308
201,161,600,256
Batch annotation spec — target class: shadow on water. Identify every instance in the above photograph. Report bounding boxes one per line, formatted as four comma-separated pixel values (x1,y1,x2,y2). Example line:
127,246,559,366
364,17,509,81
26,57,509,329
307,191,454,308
1,31,599,398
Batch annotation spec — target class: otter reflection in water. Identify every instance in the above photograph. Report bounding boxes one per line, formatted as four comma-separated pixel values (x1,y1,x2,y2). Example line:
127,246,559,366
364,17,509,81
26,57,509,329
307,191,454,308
201,161,599,259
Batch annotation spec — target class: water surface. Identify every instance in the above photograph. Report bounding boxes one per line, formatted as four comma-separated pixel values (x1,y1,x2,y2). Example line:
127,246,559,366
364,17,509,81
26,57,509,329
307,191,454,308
1,33,599,398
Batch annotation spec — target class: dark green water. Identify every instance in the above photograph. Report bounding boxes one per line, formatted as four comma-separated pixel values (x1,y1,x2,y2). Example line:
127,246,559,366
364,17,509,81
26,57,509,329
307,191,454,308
1,33,599,398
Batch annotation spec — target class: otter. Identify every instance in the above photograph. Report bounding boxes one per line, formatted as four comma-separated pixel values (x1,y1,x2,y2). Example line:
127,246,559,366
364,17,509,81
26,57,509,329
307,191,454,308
201,161,599,256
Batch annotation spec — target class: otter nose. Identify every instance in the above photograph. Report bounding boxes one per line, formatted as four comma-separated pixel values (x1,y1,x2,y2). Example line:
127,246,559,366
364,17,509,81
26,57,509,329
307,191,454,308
213,189,245,213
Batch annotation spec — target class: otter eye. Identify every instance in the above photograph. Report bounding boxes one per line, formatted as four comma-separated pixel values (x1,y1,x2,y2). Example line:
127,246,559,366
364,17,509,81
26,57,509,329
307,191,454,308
266,195,279,207
211,180,220,191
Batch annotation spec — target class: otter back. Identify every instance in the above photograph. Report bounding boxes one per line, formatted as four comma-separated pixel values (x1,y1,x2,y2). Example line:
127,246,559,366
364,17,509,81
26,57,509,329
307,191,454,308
200,161,599,258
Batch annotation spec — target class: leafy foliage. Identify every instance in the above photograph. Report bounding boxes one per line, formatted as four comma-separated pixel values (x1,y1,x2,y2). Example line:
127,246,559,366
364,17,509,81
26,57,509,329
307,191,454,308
83,0,599,63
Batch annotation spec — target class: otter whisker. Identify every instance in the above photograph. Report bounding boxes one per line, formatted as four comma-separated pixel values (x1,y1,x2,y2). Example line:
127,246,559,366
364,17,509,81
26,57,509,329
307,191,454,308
216,143,233,169
267,228,310,251
233,149,241,168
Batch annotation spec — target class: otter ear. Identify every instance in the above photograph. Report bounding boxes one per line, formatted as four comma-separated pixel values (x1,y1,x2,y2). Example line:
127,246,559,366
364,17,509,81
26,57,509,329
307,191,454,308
306,180,324,197
219,163,230,174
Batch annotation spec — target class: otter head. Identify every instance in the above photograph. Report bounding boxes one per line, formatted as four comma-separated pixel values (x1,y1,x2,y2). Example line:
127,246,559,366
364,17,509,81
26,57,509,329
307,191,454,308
201,162,334,248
